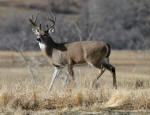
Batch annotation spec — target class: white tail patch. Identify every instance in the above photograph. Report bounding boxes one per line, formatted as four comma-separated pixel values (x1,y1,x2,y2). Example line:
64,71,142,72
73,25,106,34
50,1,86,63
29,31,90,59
39,43,46,49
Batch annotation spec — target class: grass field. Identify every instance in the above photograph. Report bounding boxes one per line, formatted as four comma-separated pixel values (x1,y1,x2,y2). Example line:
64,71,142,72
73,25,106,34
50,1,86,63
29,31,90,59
0,50,150,114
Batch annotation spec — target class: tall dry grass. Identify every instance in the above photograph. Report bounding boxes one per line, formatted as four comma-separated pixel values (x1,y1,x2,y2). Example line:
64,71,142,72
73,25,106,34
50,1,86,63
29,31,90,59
0,50,150,114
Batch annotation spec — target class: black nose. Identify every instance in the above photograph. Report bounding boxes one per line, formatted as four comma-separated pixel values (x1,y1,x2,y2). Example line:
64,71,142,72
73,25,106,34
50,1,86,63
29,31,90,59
37,38,41,42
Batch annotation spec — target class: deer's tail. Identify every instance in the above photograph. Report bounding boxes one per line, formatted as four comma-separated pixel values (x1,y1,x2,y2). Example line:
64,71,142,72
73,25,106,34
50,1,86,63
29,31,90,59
106,43,111,58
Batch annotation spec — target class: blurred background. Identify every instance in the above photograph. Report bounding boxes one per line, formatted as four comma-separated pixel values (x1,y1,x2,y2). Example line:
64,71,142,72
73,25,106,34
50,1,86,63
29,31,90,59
0,1,150,113
0,0,150,51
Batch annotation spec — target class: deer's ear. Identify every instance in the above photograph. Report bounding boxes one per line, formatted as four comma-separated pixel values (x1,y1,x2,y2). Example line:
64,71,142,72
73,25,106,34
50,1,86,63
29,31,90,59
48,28,55,34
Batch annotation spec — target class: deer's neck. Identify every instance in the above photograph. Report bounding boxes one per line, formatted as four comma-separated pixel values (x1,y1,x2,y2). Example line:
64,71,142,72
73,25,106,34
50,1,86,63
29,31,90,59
39,42,46,49
45,37,67,57
46,37,58,49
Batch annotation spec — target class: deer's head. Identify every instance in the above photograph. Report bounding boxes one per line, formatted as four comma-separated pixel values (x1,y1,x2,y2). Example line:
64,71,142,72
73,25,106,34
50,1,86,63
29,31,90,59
29,12,56,44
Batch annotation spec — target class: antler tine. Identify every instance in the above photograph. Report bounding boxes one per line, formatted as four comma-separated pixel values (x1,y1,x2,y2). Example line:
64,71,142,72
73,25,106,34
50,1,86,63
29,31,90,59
46,24,49,29
29,15,36,27
39,23,42,30
46,11,56,31
34,13,39,24
49,17,55,25
50,10,56,21
29,12,40,27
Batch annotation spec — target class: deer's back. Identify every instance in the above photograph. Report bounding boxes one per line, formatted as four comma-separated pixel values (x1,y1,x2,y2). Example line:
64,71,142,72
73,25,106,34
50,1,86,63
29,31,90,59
66,41,108,64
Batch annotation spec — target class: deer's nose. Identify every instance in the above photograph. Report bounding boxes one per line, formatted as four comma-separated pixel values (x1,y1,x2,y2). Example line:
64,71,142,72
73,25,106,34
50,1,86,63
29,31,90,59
37,38,41,42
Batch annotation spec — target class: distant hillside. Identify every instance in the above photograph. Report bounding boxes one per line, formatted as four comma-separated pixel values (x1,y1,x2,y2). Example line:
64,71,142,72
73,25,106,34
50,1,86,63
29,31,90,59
0,0,82,16
0,0,150,50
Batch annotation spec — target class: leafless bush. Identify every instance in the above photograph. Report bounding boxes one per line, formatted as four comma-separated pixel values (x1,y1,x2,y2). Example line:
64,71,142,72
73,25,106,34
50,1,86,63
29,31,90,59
0,14,38,50
87,0,150,49
135,80,144,89
0,0,150,50
51,15,79,43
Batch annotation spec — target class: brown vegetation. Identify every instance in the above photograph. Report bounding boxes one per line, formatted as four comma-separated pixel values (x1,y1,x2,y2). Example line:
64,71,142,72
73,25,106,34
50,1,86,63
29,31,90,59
0,0,150,50
0,50,150,114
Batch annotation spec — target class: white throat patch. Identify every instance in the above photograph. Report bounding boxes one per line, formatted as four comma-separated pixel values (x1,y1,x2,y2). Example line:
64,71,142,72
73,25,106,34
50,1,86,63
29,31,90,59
39,43,46,49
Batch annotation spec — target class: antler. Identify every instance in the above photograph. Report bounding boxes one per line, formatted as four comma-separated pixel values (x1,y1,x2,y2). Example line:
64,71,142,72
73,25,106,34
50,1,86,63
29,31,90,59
29,13,42,29
29,11,56,31
46,11,56,32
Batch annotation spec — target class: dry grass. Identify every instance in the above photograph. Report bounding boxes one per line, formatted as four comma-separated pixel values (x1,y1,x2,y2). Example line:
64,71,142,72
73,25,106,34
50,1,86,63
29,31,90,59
0,50,150,114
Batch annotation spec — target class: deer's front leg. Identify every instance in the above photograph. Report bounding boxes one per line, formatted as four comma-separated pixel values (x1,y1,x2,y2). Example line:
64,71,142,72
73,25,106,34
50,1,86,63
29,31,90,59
48,66,62,93
61,71,69,86
68,64,74,81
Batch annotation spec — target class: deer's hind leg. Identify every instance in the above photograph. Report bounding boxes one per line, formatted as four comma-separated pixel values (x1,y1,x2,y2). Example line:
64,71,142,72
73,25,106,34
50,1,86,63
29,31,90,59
92,65,106,87
102,63,117,89
68,64,75,81
91,58,107,88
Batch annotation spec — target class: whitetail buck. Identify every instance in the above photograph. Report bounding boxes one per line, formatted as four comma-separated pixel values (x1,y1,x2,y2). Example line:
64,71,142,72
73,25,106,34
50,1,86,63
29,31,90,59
29,13,117,92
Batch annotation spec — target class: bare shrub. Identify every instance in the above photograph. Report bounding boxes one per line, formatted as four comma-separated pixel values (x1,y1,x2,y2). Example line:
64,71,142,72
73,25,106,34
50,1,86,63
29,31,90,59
87,0,150,49
135,80,144,89
0,0,150,50
0,14,38,50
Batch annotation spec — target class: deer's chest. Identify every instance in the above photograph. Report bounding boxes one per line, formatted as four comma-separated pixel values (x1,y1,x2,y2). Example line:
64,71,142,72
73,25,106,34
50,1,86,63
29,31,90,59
38,43,46,56
52,50,67,66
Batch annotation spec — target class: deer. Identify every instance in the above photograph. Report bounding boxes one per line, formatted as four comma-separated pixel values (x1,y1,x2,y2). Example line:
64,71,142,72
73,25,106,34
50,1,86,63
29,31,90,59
29,12,117,92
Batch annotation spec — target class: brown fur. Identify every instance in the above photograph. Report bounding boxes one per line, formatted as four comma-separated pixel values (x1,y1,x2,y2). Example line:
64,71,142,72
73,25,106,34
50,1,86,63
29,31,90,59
37,34,117,89
29,15,117,91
